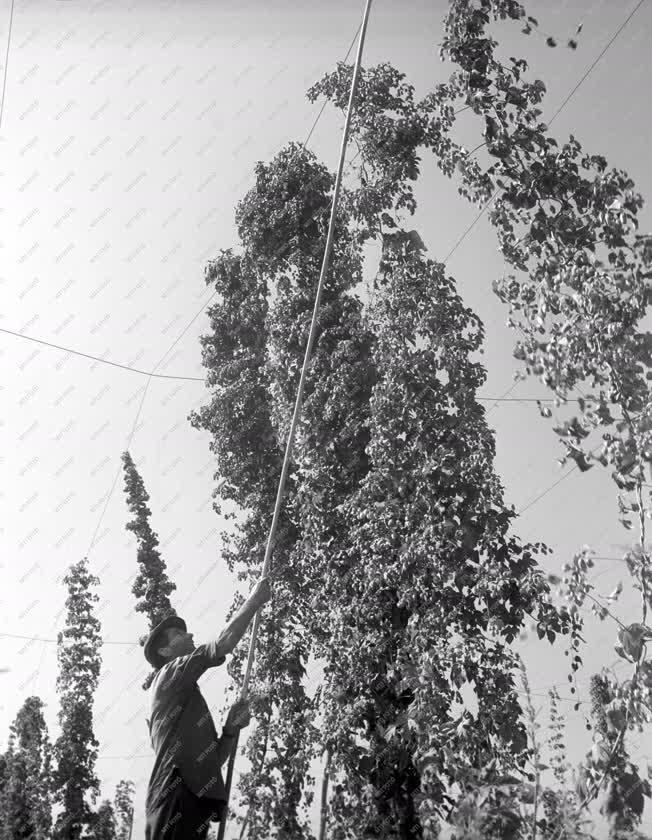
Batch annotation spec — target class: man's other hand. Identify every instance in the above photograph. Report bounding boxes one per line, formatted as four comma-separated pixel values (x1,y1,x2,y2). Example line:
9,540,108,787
225,698,251,731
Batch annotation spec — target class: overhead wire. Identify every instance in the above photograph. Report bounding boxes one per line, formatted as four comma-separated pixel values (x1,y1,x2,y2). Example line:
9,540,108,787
485,379,521,415
1,631,138,646
547,0,647,124
1,328,587,405
517,443,603,516
0,327,592,404
517,462,578,515
302,24,363,151
85,286,219,558
0,0,15,130
0,327,206,381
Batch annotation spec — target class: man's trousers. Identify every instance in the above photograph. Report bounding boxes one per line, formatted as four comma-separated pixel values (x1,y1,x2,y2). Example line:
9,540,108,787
145,770,225,839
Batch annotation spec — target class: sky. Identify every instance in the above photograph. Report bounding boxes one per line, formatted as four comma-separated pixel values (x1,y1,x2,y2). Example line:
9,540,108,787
1,0,652,837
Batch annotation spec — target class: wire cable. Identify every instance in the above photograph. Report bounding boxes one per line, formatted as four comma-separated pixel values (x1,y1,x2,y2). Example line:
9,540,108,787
0,631,138,646
0,0,15,131
517,441,604,516
0,327,588,405
548,0,647,124
84,286,218,558
517,463,578,515
302,24,362,151
0,327,206,381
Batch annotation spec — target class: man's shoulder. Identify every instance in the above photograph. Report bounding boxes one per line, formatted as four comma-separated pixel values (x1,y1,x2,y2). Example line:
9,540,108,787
149,666,189,730
162,644,227,678
149,651,205,696
150,662,170,690
150,645,227,703
149,661,181,709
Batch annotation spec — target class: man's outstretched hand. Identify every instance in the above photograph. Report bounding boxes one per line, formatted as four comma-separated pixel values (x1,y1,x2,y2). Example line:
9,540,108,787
225,698,251,733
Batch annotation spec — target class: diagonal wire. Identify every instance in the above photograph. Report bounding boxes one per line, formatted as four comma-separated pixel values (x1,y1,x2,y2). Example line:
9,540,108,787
517,463,578,515
0,326,586,403
84,286,218,557
1,631,138,645
548,0,647,124
0,327,206,381
518,439,608,516
302,24,362,151
0,0,15,131
485,379,521,415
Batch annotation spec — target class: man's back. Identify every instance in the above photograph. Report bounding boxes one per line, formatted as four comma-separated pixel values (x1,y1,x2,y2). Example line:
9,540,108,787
146,641,229,813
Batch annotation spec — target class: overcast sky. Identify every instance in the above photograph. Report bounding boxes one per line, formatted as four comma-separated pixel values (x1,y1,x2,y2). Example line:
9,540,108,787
2,0,652,837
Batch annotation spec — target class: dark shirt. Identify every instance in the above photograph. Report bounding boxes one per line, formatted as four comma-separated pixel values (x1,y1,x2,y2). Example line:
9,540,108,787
145,640,238,813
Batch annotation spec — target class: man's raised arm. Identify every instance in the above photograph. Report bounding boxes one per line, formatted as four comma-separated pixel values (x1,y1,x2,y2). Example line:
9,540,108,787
214,576,271,659
162,577,272,689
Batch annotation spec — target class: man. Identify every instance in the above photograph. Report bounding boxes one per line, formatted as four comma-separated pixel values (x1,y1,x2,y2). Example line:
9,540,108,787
144,576,271,839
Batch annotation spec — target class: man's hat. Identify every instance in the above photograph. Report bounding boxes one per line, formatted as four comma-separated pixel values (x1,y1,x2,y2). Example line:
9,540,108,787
143,614,187,669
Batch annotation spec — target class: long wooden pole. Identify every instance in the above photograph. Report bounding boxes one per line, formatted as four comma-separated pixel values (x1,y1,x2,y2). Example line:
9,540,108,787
318,748,332,840
217,2,374,837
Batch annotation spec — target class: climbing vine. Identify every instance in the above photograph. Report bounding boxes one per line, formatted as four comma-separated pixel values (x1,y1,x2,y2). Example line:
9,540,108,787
308,0,652,833
192,120,571,835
